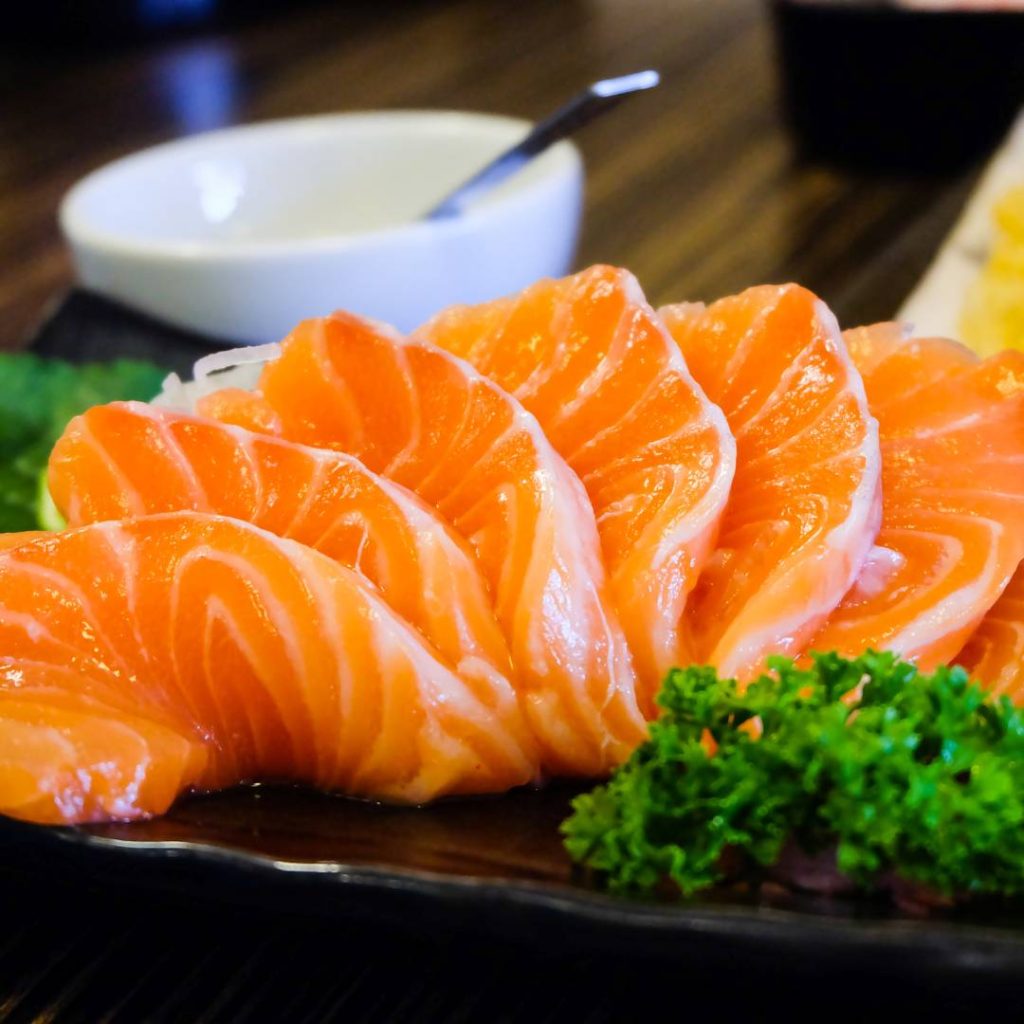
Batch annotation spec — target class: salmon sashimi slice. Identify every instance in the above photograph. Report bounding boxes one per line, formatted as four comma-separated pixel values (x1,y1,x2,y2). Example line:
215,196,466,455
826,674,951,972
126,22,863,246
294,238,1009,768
197,313,646,776
194,386,284,435
0,665,210,825
806,324,1024,667
0,532,48,552
0,514,538,823
954,565,1024,700
955,562,1024,701
414,265,736,708
48,401,513,692
659,285,881,680
411,266,741,704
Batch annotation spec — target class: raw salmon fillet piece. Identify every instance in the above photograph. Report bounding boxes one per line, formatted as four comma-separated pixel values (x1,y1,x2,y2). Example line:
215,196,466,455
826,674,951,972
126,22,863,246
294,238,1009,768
0,532,46,552
807,324,1024,667
49,401,514,695
0,513,538,823
956,563,1024,701
415,265,736,708
196,386,283,435
660,285,881,680
199,313,646,776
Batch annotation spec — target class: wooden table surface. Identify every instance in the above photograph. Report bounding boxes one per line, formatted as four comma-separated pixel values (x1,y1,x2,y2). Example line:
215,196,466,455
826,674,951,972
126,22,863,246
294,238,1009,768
0,0,980,354
0,1,995,1020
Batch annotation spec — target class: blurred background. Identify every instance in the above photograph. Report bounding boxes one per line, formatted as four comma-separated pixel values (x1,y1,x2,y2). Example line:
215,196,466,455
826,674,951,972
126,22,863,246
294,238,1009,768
3,0,1023,353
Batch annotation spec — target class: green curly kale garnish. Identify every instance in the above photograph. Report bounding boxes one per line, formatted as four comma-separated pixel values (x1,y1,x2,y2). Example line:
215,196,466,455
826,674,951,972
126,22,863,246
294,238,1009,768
0,353,166,531
562,652,1024,898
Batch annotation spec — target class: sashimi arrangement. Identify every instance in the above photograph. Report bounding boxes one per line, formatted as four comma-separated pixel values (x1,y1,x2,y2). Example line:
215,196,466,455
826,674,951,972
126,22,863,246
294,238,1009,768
2,264,1024,898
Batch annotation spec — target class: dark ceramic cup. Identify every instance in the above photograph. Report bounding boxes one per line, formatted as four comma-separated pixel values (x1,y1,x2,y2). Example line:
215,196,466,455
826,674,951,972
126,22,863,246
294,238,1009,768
771,0,1024,172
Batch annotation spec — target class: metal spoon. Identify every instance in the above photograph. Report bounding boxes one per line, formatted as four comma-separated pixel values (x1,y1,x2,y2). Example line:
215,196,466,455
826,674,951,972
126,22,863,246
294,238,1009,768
424,69,660,220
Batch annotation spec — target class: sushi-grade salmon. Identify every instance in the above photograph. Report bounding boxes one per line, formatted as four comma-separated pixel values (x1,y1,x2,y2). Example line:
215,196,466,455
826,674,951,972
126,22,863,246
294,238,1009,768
414,266,736,709
0,532,47,552
48,401,513,694
807,324,1024,667
199,313,647,776
660,285,881,680
0,514,538,823
195,386,284,435
956,563,1024,701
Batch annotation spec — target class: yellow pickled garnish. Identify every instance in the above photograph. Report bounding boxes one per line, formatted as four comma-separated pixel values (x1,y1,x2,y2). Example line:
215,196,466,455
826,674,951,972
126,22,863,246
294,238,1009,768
994,185,1024,239
961,185,1024,357
962,186,1024,358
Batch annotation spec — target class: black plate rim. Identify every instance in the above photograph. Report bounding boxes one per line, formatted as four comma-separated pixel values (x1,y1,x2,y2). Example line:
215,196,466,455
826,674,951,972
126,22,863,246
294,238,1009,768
6,812,1024,974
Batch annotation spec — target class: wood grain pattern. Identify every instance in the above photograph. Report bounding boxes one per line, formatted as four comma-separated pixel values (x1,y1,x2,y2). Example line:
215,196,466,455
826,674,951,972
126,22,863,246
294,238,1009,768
0,0,978,353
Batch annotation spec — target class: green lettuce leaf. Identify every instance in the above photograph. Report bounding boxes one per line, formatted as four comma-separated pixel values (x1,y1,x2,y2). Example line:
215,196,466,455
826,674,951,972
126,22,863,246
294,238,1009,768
0,353,166,531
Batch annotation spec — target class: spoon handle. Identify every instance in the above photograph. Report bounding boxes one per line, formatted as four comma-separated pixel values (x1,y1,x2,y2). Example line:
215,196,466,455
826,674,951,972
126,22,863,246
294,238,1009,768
425,69,660,220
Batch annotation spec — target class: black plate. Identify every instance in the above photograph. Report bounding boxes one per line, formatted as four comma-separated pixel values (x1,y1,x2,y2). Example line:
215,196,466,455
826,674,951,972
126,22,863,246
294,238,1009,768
14,290,1024,979
5,783,1024,979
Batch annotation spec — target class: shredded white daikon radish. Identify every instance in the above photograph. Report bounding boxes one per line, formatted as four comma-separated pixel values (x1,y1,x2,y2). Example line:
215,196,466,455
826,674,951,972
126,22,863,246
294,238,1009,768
152,372,189,411
192,342,282,381
151,344,280,412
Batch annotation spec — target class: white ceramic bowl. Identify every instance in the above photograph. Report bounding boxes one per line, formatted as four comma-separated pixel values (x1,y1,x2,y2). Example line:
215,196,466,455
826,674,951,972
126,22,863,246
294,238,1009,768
60,112,584,342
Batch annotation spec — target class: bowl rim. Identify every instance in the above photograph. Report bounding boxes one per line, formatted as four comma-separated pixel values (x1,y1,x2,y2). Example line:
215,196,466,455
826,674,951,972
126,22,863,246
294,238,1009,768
59,110,583,263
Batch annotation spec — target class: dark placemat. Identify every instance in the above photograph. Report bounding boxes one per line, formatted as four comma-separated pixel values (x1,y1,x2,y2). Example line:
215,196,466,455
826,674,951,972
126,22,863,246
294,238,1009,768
29,289,224,373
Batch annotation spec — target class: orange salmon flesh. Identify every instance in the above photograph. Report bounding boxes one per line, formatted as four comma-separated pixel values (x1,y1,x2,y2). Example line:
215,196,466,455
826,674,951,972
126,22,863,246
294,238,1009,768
0,265,1021,825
